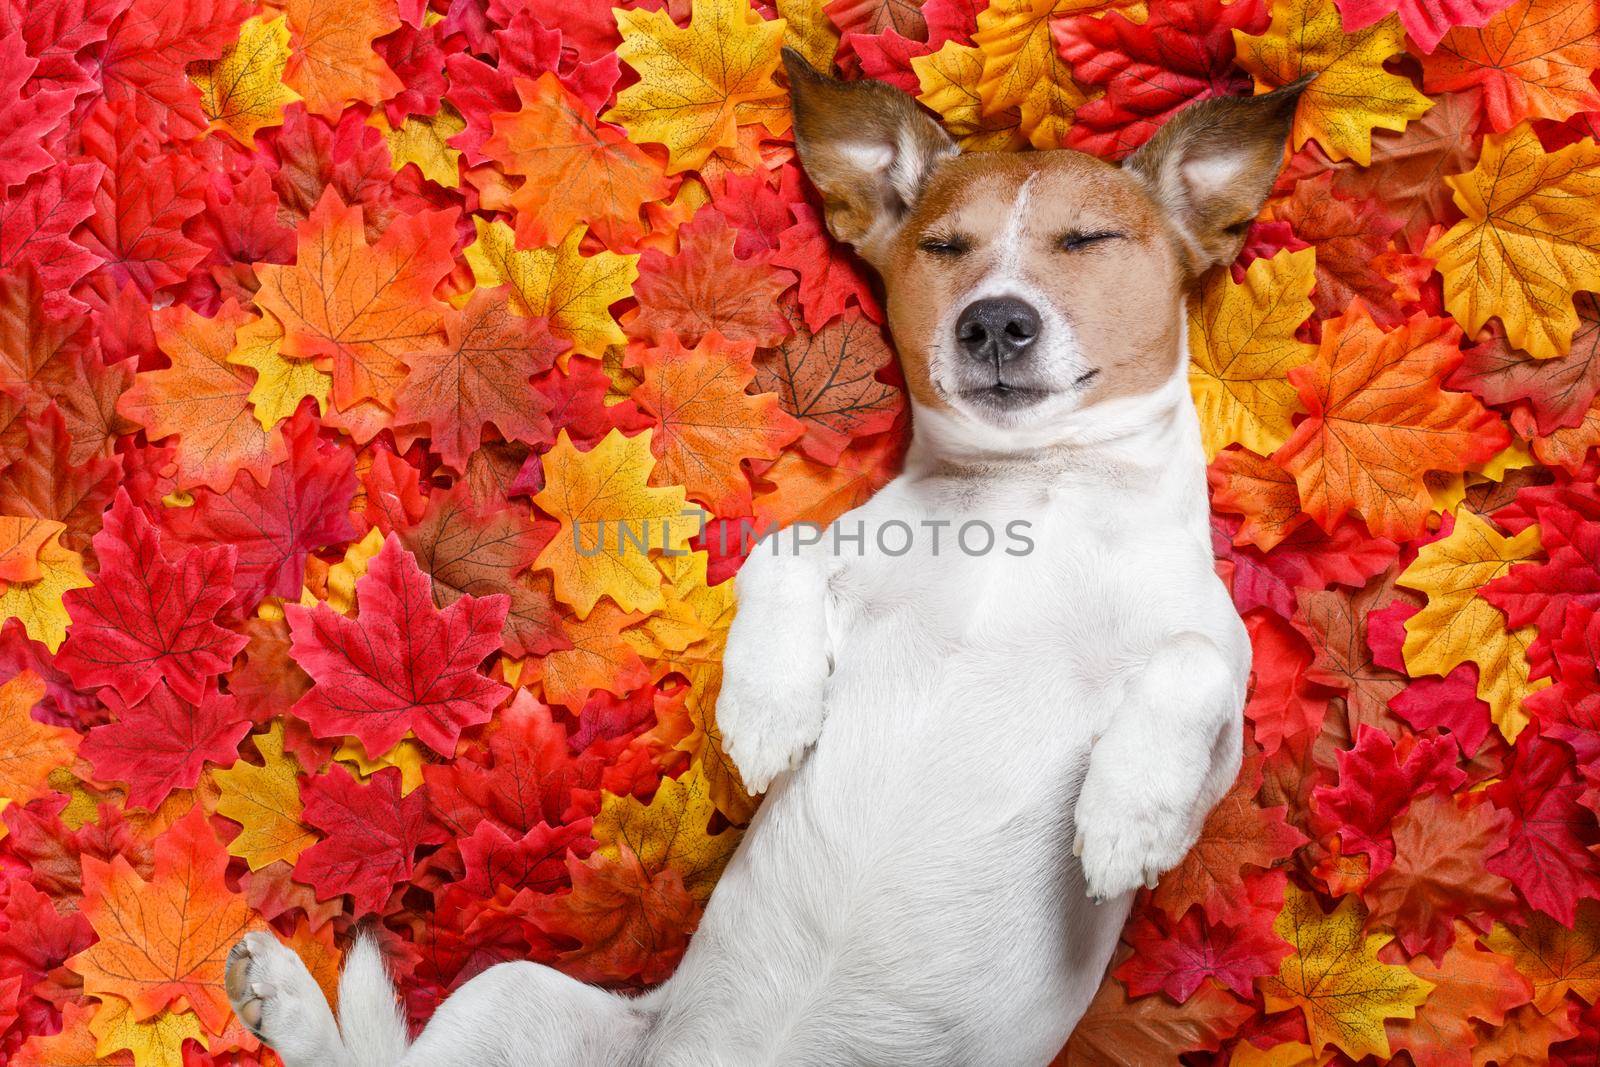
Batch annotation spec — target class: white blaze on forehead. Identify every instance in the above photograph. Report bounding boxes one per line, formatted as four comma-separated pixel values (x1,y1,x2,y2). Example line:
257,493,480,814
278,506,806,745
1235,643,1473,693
994,173,1037,274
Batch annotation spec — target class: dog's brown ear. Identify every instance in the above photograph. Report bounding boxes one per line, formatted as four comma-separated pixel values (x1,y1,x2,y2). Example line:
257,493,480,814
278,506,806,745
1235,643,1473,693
783,47,956,255
1123,80,1310,278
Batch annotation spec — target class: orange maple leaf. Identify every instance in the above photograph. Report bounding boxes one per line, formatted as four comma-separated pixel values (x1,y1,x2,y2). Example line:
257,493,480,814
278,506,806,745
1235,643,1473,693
1488,899,1600,1012
1208,447,1310,552
1275,304,1508,539
1386,922,1533,1067
68,805,265,1034
1056,973,1254,1065
0,670,78,814
283,0,403,119
485,73,672,249
1152,759,1307,925
631,334,802,516
752,429,904,529
528,844,696,985
394,287,562,472
532,602,651,710
1421,0,1600,132
255,189,457,411
117,299,287,493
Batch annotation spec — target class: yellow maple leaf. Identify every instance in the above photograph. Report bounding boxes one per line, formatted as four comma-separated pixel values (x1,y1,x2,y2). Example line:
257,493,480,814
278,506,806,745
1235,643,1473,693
605,0,789,174
1261,885,1435,1060
593,762,741,905
1397,508,1545,741
305,526,385,614
463,219,638,365
190,15,300,146
283,0,403,118
913,41,1027,152
0,671,78,816
633,550,734,658
648,658,758,823
1427,125,1600,361
1234,0,1433,165
533,429,696,617
776,0,839,70
972,0,1088,149
1188,248,1318,460
89,996,206,1067
213,723,317,871
0,526,90,652
371,102,466,187
335,736,427,793
228,311,329,430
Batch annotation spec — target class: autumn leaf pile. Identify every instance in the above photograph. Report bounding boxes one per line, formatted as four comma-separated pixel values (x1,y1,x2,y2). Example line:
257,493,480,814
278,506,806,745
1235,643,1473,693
0,0,1598,1061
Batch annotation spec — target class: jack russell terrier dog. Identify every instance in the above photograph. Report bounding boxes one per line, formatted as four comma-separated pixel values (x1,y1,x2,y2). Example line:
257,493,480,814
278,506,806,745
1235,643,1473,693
225,51,1306,1067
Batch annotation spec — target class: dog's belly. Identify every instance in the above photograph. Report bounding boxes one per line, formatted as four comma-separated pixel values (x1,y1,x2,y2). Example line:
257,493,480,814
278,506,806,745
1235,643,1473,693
651,608,1126,1066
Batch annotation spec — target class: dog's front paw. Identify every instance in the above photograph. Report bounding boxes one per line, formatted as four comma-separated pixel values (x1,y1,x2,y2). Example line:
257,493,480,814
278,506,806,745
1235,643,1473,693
226,932,342,1066
1072,761,1198,903
717,667,826,795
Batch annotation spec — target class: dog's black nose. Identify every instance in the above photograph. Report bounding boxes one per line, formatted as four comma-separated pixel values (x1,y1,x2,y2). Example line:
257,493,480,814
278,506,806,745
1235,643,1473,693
955,298,1040,364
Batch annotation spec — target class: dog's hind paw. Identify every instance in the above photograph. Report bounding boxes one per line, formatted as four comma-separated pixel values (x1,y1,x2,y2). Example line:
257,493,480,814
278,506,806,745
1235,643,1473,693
226,932,344,1066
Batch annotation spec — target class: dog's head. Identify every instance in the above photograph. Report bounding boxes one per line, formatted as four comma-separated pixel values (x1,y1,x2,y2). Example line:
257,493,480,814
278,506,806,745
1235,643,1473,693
784,52,1306,455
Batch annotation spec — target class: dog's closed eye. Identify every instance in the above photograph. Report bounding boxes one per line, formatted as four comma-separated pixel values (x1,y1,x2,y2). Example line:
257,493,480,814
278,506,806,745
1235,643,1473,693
918,232,972,257
1056,230,1123,252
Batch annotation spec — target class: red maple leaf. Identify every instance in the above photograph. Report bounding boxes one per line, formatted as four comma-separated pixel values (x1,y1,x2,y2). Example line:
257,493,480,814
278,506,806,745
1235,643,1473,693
771,200,882,331
457,819,594,897
1312,726,1469,876
0,162,104,315
1055,0,1268,160
162,411,357,611
1272,174,1411,327
628,208,795,349
445,9,620,166
395,485,569,659
531,357,652,451
0,0,126,93
1336,0,1517,51
1243,610,1330,758
1211,513,1399,619
293,764,447,915
423,690,606,838
1391,667,1497,756
844,28,932,92
0,404,120,554
90,0,251,138
79,681,251,808
1116,904,1291,1002
0,34,75,190
286,533,510,757
72,102,209,296
1485,735,1600,925
1363,790,1518,962
709,170,794,259
266,105,434,239
57,489,247,706
1448,296,1600,435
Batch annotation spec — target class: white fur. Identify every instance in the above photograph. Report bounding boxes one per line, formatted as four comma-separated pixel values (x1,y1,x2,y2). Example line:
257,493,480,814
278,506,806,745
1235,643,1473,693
229,199,1250,1067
